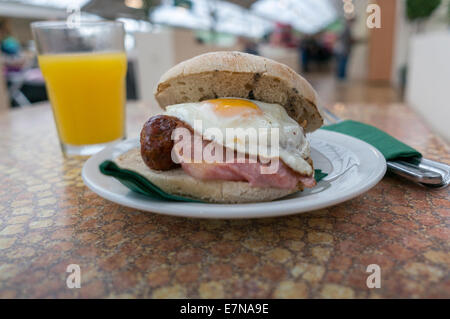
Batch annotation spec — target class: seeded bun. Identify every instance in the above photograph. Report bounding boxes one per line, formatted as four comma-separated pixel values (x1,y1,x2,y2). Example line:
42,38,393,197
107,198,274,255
116,148,302,204
154,51,323,132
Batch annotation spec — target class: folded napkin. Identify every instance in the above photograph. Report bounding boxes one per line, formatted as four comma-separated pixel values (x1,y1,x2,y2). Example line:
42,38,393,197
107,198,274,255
100,161,201,202
321,120,422,160
100,160,328,202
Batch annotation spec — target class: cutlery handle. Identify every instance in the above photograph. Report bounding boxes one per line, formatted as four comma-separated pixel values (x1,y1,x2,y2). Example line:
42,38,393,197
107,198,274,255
387,160,443,185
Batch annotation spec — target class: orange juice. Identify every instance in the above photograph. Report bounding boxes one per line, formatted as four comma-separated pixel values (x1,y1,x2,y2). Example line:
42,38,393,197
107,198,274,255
38,52,127,145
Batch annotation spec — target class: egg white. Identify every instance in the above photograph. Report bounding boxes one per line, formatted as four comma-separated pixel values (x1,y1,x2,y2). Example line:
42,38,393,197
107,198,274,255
164,98,312,175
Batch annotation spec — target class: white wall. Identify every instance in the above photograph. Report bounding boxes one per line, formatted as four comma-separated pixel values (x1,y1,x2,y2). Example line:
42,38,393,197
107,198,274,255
133,28,244,110
134,29,175,112
392,0,450,88
392,0,413,88
406,31,450,142
0,2,66,19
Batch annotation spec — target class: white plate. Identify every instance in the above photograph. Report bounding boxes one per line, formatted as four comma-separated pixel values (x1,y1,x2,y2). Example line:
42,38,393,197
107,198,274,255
82,130,386,219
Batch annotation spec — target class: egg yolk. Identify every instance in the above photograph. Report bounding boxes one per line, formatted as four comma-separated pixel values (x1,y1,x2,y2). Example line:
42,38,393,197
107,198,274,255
203,99,263,117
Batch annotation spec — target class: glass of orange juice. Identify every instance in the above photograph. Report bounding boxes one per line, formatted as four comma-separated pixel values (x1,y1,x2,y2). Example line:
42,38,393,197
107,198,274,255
31,21,127,155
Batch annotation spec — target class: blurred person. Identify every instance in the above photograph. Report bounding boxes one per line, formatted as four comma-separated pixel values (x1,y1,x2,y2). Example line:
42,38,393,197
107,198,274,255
0,19,19,56
322,31,336,52
299,34,332,73
270,23,296,48
243,39,259,56
299,35,316,73
261,31,272,44
334,17,355,80
0,19,24,72
1,18,44,106
1,34,21,56
314,33,332,72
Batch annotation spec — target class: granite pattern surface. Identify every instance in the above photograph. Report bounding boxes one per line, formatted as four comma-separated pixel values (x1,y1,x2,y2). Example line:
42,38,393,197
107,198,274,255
0,102,448,298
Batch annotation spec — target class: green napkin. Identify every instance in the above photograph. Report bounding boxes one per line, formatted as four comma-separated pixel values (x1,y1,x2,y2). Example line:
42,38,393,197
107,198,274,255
99,161,201,202
314,169,328,181
321,120,422,160
99,160,327,202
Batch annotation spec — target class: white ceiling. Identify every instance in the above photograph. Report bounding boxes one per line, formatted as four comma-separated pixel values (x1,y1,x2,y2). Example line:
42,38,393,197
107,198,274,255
1,0,338,37
251,0,337,34
151,0,337,37
1,0,91,9
151,0,274,38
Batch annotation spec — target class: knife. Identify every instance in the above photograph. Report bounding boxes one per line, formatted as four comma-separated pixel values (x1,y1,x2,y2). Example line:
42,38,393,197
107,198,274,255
322,108,450,189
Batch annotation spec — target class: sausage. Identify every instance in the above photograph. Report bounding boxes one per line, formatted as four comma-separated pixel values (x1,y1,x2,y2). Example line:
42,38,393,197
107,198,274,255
140,115,185,170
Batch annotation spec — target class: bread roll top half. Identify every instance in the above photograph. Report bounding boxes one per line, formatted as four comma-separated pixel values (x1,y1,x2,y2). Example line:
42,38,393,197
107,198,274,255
154,51,323,133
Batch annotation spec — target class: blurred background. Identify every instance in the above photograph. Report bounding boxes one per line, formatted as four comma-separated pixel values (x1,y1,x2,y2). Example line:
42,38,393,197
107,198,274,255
0,0,449,141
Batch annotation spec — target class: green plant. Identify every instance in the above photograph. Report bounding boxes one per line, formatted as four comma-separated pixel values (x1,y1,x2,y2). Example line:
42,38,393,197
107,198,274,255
448,0,450,22
142,0,158,18
406,0,442,21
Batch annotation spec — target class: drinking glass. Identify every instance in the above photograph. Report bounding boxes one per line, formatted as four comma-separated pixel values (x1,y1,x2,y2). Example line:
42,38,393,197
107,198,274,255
31,21,127,156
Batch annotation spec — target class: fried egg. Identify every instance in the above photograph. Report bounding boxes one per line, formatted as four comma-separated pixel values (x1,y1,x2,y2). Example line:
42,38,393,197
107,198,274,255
164,98,312,175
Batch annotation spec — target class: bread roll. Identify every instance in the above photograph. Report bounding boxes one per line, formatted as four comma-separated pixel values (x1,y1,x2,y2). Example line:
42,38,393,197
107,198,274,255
154,51,323,132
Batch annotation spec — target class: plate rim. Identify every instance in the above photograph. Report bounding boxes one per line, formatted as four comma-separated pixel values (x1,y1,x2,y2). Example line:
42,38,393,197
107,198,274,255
82,130,386,219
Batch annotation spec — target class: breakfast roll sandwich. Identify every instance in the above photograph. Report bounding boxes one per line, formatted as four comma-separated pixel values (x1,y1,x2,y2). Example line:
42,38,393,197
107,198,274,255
118,51,323,203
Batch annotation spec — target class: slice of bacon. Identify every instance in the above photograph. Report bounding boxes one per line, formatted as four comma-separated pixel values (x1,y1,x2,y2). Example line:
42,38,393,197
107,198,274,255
298,175,317,188
173,139,316,190
181,162,245,182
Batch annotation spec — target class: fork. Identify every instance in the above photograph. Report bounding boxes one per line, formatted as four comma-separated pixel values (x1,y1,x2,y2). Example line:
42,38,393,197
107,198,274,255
322,107,450,189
